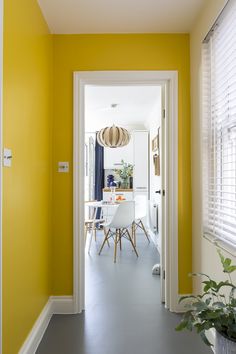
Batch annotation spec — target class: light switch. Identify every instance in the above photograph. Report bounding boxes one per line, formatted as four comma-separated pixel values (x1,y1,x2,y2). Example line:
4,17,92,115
58,161,69,173
3,148,12,167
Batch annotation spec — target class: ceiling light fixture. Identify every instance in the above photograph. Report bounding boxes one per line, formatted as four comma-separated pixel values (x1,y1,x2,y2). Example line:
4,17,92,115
97,124,131,148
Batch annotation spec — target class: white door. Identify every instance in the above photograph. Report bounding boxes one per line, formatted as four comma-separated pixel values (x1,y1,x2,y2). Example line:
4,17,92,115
159,84,166,303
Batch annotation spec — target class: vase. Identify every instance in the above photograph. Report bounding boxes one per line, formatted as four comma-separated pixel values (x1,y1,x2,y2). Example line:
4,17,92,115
215,331,236,354
121,178,129,189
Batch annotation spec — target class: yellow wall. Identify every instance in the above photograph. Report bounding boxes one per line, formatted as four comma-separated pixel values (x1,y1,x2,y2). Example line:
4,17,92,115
52,34,192,295
3,0,53,353
190,0,236,293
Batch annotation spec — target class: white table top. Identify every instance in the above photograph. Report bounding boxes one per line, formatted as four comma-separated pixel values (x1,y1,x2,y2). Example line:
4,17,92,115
85,201,119,208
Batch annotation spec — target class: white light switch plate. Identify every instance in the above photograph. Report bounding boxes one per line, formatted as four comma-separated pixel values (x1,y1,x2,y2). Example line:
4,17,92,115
58,161,69,173
3,148,12,167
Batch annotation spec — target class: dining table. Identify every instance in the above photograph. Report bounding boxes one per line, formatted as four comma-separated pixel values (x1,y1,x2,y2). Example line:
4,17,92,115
85,200,119,223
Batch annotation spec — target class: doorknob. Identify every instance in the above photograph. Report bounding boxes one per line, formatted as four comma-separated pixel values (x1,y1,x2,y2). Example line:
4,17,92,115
155,190,161,194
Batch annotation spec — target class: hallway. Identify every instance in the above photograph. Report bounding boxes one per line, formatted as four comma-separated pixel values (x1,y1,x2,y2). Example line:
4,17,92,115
37,234,211,354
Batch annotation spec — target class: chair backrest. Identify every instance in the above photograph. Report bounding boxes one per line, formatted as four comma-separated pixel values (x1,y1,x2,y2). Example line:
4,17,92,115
134,195,147,219
109,201,135,229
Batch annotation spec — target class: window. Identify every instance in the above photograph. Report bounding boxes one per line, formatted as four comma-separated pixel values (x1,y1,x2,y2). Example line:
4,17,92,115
202,0,236,248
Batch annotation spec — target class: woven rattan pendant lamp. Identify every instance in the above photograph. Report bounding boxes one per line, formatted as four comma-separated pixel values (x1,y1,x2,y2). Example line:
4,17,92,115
97,124,131,148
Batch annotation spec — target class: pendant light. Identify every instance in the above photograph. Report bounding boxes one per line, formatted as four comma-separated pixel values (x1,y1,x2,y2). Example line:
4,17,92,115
97,124,131,148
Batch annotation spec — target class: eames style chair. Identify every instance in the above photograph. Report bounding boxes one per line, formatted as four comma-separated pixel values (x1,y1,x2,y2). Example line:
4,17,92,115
132,195,150,246
98,201,138,263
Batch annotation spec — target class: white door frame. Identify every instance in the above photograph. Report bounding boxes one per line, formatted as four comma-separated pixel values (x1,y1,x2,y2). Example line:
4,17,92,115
73,71,179,313
0,0,3,352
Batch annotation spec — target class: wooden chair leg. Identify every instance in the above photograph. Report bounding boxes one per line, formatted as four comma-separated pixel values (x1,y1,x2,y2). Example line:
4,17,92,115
119,229,122,250
132,222,136,246
114,230,118,263
103,227,110,247
126,229,138,257
139,220,150,242
99,229,110,255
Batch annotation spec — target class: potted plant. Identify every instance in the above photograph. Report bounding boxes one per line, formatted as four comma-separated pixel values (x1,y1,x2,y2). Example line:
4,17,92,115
114,160,134,189
176,250,236,354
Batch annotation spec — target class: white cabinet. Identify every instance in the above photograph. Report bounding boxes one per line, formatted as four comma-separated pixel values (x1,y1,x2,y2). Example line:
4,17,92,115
133,131,149,191
104,135,133,169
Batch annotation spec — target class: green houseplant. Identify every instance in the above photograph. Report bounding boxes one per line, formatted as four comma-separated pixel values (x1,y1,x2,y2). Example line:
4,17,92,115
176,250,236,353
115,159,134,189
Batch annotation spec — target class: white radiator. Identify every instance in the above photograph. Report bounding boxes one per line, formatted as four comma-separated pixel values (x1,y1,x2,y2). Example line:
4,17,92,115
149,202,158,233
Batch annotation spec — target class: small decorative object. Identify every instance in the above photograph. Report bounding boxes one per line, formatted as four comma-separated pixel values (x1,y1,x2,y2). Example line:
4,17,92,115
153,154,160,176
129,176,133,189
110,184,116,203
107,174,114,187
152,132,159,152
153,128,160,175
114,160,134,189
97,124,131,148
176,250,236,353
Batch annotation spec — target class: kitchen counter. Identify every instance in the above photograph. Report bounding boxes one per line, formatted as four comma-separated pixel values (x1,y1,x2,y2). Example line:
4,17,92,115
103,188,133,192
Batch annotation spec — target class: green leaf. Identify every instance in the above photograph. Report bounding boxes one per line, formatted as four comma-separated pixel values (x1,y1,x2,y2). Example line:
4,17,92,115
212,302,226,308
227,265,236,273
175,320,188,331
224,258,232,267
191,272,211,280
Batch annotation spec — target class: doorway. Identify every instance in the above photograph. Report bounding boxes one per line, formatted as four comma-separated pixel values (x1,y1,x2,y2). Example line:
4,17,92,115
73,71,179,314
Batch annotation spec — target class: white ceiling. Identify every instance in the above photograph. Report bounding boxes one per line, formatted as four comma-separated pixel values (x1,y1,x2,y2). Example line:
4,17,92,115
37,0,205,34
85,85,161,132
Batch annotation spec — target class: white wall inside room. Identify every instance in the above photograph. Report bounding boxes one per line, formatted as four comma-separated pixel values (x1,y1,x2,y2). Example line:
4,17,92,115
145,101,161,204
144,101,162,247
85,85,161,133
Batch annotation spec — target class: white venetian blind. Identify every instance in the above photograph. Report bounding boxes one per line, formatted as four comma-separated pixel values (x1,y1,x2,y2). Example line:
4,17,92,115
202,0,236,248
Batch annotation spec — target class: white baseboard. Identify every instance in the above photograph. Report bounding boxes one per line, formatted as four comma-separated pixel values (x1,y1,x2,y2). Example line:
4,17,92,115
19,296,74,354
50,296,74,314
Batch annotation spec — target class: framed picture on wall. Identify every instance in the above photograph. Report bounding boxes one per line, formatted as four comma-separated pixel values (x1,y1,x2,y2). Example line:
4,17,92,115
152,128,160,152
152,135,158,152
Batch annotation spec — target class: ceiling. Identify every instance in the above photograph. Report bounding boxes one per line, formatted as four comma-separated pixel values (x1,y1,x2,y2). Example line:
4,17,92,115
85,85,161,132
37,0,205,34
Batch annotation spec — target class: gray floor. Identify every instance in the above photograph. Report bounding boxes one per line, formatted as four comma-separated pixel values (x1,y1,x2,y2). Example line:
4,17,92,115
37,232,211,354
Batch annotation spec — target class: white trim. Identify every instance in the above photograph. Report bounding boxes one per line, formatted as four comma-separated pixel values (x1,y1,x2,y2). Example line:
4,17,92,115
50,296,74,315
0,0,3,352
73,70,179,313
18,296,74,354
18,300,52,354
50,296,74,314
203,233,236,258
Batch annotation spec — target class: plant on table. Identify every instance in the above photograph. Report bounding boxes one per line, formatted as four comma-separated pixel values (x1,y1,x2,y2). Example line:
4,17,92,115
176,250,236,348
114,160,134,189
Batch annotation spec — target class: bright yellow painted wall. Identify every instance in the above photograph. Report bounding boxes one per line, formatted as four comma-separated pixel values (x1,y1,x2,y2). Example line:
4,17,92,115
3,0,53,353
52,34,192,295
